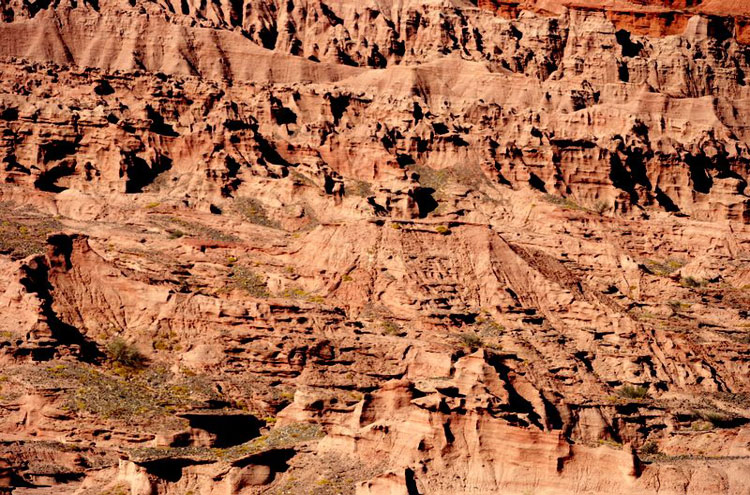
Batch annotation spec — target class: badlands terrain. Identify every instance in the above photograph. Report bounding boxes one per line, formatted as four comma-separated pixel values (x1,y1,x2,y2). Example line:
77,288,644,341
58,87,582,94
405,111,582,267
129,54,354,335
1,0,750,493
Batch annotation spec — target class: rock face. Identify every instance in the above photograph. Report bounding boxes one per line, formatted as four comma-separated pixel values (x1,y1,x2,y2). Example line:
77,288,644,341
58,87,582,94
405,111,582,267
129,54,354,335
0,0,750,494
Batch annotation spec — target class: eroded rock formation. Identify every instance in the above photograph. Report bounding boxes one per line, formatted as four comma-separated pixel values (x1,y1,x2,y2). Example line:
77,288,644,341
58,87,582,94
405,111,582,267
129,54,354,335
0,0,750,494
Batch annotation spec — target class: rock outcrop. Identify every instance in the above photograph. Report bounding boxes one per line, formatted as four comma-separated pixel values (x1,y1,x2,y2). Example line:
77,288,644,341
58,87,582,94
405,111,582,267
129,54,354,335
0,0,750,494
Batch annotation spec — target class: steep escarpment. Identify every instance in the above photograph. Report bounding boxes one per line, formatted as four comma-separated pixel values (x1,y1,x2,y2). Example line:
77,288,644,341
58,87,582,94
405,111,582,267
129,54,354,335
0,1,750,494
2,1,750,221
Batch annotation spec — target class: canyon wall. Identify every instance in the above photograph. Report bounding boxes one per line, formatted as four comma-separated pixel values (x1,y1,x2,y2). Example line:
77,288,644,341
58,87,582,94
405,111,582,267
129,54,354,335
0,0,749,494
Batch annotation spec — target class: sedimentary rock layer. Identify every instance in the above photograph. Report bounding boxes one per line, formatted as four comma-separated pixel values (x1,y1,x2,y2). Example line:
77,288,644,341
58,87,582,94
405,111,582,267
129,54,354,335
0,0,749,494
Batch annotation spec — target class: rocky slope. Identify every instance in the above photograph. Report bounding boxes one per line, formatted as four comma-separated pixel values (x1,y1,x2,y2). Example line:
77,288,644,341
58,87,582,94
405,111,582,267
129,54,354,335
0,0,750,494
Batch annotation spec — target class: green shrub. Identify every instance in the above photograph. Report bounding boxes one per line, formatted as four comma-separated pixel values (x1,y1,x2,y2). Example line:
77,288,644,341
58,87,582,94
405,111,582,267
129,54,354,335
616,384,649,400
281,286,307,299
477,318,505,337
235,197,279,228
350,180,373,197
40,364,221,424
640,441,660,456
667,300,684,316
593,200,610,215
0,214,63,259
690,420,713,431
644,259,685,277
229,266,269,298
107,338,146,368
458,333,483,350
280,285,325,304
680,276,705,288
212,423,324,461
380,321,402,336
598,438,623,448
699,410,734,428
101,483,130,495
435,225,451,235
168,217,239,242
543,194,586,212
